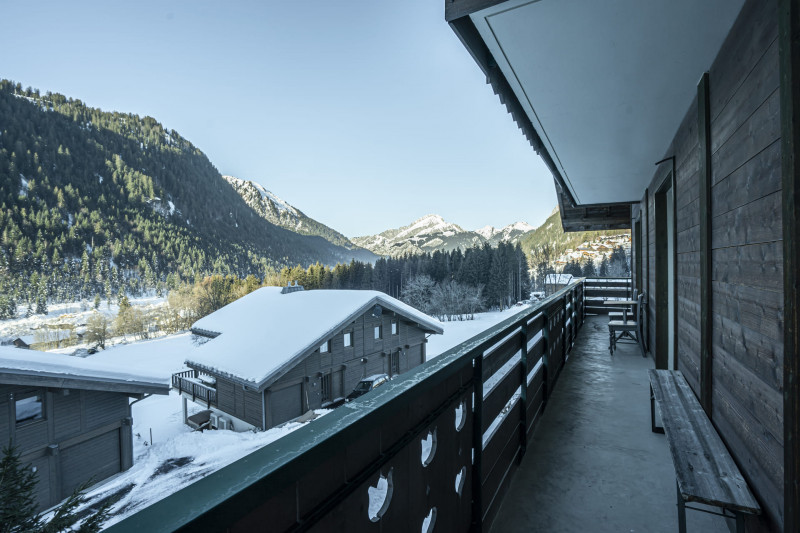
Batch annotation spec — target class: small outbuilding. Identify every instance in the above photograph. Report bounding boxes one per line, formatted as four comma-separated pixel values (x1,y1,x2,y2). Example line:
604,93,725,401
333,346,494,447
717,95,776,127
175,286,443,432
544,273,574,296
0,346,169,510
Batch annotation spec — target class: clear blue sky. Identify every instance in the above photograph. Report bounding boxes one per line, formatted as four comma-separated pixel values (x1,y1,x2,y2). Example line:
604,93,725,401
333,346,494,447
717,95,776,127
0,0,556,237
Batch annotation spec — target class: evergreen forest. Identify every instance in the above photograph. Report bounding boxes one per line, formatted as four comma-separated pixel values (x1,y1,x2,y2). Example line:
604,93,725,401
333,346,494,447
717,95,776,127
0,80,377,317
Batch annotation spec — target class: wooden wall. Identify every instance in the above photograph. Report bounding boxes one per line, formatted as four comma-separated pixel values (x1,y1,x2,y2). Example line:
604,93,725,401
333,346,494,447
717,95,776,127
641,0,783,528
0,384,133,511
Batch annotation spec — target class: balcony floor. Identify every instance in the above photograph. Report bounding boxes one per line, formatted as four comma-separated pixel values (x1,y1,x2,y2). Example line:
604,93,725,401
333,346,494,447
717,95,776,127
490,315,727,533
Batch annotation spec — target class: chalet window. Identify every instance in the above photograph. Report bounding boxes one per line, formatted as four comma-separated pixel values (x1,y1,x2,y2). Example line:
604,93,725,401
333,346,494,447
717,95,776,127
391,321,398,335
344,332,352,347
374,325,382,340
15,391,44,425
320,340,330,353
321,373,332,403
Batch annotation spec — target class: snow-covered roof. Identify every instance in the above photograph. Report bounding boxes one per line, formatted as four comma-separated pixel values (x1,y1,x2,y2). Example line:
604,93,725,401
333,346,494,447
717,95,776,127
545,273,574,284
0,345,169,395
187,288,443,389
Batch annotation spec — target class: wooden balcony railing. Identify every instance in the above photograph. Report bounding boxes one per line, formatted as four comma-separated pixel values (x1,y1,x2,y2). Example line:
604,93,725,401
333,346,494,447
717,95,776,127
172,370,217,409
109,281,586,533
583,276,632,315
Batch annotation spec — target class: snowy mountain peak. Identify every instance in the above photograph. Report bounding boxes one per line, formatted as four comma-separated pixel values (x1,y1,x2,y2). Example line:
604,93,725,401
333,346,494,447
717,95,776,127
352,215,536,257
507,221,536,233
475,225,499,239
222,175,376,261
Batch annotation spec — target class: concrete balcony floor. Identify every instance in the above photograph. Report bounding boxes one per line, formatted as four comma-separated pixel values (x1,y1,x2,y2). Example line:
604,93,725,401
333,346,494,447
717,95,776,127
491,316,726,533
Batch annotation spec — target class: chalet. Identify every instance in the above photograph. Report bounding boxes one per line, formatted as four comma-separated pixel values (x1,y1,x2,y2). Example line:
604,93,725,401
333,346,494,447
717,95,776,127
0,346,168,511
544,273,573,296
175,286,443,432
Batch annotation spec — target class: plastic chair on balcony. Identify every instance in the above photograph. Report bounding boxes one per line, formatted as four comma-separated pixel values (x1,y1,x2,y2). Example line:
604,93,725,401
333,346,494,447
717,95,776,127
608,292,645,356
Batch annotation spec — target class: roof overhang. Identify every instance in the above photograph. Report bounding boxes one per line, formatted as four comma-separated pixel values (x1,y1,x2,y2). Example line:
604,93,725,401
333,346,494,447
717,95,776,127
0,369,169,396
447,0,745,230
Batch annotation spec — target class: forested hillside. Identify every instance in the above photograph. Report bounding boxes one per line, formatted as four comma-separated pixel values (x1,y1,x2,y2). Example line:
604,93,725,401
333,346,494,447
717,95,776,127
0,80,372,316
520,208,628,270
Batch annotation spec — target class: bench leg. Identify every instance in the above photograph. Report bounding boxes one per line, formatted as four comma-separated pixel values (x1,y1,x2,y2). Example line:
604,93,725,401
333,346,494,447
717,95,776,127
677,482,687,533
650,384,664,434
609,326,614,355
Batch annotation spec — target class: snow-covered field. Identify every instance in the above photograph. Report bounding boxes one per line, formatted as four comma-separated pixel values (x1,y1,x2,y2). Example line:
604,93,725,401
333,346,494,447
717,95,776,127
8,300,533,527
0,295,168,350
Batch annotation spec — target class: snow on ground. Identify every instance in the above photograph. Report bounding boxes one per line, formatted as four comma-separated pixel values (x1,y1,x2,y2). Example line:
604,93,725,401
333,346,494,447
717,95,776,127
86,409,330,528
0,295,167,349
425,303,533,359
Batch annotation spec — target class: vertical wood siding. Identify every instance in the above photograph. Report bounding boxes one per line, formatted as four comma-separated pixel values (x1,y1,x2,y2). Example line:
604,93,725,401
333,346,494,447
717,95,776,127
642,0,783,527
0,384,133,511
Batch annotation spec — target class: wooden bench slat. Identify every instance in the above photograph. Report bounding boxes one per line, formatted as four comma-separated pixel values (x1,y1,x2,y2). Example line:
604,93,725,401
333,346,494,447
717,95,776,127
649,369,760,515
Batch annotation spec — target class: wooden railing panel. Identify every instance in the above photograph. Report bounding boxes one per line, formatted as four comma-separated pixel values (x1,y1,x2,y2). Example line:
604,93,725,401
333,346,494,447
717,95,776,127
482,329,524,382
482,361,522,433
481,403,522,519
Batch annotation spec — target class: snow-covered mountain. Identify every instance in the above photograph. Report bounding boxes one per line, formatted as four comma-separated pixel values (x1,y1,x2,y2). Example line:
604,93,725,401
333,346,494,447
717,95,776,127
352,215,535,257
475,221,537,246
223,175,377,261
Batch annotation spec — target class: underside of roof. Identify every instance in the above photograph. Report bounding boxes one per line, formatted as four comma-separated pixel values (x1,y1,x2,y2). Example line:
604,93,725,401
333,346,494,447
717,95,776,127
447,0,745,232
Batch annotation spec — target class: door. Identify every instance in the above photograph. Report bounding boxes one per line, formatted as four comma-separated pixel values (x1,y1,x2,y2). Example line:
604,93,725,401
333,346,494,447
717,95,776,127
270,384,302,426
655,175,677,370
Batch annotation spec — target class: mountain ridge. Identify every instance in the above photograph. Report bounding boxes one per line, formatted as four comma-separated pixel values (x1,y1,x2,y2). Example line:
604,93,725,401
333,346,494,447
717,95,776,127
352,214,535,257
222,175,377,262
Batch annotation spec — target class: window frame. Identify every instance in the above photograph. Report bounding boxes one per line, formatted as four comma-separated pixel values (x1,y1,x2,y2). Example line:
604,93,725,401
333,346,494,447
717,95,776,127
391,320,398,336
374,325,382,340
321,373,332,403
343,331,353,348
14,389,45,426
320,340,331,353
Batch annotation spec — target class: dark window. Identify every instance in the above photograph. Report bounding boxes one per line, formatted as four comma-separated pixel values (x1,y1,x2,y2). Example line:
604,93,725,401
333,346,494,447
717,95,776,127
344,332,352,347
391,321,398,335
320,340,330,353
391,351,400,376
321,374,332,402
15,391,44,425
374,325,382,340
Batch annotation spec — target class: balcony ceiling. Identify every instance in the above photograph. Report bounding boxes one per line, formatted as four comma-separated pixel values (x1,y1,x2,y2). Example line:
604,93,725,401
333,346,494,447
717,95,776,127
468,0,745,205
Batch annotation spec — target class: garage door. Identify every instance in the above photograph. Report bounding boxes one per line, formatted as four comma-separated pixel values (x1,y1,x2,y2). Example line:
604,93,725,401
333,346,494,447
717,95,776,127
60,429,121,498
270,384,302,426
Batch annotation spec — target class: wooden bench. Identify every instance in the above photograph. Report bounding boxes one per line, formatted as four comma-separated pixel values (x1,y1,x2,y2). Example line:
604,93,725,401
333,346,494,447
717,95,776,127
648,370,760,533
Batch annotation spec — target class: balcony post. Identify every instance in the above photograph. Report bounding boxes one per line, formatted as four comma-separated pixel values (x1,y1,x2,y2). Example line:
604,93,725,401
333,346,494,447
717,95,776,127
471,352,484,531
519,318,529,458
542,309,550,411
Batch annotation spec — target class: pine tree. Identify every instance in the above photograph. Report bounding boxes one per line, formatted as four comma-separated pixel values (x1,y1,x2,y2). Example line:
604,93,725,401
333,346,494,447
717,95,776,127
0,444,111,532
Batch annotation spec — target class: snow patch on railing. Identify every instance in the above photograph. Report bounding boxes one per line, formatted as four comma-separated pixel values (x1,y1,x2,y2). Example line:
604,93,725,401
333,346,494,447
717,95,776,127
483,350,522,399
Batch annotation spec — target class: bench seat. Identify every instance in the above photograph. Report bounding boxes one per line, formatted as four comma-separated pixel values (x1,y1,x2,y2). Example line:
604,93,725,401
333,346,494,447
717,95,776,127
648,369,760,532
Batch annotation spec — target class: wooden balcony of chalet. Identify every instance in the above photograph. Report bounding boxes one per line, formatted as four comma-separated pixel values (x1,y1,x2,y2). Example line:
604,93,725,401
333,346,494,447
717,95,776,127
107,279,729,532
172,369,217,409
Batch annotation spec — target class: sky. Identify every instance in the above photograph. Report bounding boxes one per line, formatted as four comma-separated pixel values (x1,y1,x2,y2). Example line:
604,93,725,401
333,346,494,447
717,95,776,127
0,0,557,238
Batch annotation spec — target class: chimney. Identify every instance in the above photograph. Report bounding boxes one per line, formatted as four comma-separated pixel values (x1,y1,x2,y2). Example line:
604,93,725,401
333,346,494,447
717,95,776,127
281,281,305,294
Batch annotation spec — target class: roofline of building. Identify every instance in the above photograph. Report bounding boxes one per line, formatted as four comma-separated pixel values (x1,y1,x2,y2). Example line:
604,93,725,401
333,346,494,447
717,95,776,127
185,294,444,392
0,369,169,396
